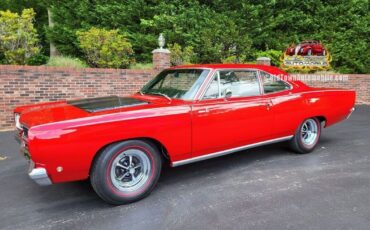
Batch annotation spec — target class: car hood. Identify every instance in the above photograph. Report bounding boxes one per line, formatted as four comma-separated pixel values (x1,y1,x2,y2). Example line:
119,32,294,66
17,96,158,127
67,96,148,112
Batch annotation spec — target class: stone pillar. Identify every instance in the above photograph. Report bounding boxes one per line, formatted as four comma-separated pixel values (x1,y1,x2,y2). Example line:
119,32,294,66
256,57,271,66
152,48,171,70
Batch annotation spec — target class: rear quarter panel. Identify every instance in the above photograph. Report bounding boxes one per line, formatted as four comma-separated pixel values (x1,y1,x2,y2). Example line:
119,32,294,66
300,89,356,127
267,88,355,138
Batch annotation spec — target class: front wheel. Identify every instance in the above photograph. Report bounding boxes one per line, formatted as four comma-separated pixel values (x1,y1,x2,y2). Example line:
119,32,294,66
90,140,162,205
289,118,321,154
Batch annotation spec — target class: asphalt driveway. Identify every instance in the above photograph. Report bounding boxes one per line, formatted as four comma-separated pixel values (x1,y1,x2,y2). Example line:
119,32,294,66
1,106,369,230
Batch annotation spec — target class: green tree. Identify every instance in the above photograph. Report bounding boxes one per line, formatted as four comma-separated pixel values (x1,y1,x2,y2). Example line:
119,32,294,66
46,0,158,61
76,27,134,68
168,43,195,66
0,9,40,64
1,0,368,73
0,0,48,55
141,1,252,63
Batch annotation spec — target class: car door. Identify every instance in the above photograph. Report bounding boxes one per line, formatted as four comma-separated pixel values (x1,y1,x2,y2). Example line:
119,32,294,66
191,69,273,158
259,70,305,138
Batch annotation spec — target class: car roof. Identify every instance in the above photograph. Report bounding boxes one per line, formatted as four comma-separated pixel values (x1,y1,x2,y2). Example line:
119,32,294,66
171,64,288,75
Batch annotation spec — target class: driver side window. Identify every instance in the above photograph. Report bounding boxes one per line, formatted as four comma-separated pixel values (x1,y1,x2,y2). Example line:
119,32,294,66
203,70,261,99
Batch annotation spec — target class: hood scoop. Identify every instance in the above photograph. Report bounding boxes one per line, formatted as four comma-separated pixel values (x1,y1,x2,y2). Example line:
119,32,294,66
68,96,148,112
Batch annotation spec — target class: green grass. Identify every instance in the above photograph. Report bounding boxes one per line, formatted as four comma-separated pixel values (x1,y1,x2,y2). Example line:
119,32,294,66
130,63,153,69
46,56,88,68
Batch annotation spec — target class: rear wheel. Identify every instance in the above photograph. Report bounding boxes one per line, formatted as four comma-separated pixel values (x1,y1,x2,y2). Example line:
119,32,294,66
290,118,321,154
90,140,162,205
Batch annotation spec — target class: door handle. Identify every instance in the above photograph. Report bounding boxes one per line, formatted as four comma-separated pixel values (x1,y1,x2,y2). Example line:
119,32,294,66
266,102,273,110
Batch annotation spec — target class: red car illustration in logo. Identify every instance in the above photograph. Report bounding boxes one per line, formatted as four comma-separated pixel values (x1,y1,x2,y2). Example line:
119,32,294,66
285,40,326,56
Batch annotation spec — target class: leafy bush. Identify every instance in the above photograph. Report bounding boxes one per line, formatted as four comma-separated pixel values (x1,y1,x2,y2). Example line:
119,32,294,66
255,50,283,67
10,1,368,73
0,52,5,64
221,55,247,64
0,9,40,64
130,63,153,69
168,43,195,66
26,54,49,65
46,56,87,68
76,27,134,68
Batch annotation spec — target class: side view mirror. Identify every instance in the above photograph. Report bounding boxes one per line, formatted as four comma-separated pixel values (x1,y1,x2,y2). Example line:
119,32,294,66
224,88,232,99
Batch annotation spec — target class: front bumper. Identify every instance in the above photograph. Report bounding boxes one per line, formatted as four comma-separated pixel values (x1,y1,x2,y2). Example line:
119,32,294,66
14,132,21,145
346,107,355,119
28,161,52,186
15,128,52,186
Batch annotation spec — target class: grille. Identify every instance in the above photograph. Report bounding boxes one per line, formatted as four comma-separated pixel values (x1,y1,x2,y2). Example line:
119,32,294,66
22,126,29,139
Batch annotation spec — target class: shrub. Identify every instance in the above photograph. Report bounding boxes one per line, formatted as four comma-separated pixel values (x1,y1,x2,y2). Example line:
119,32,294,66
26,54,49,66
168,43,195,66
0,9,40,64
130,63,153,69
255,50,283,67
221,55,247,64
76,27,134,68
0,52,5,64
46,56,87,68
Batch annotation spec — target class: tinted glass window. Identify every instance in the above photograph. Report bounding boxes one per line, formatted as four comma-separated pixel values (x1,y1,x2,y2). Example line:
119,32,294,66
203,70,261,99
260,71,290,93
203,75,219,99
142,69,209,100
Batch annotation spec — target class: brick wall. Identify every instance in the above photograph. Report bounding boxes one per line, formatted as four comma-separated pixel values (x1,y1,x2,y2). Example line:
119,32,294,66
0,65,156,129
0,65,369,130
300,74,369,104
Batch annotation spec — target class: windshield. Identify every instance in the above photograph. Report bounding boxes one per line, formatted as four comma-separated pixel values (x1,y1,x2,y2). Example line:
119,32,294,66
141,69,210,100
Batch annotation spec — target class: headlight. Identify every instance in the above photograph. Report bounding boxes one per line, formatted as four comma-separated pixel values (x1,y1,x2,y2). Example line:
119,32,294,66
14,113,22,130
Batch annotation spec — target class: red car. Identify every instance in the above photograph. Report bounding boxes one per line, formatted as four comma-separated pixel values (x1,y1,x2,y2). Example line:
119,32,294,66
285,40,327,56
14,64,355,205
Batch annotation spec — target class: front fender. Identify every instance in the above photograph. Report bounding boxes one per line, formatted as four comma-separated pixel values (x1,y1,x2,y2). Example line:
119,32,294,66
28,105,192,183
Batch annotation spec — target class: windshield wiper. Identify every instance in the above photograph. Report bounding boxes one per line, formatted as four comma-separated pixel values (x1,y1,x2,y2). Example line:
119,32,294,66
143,91,172,101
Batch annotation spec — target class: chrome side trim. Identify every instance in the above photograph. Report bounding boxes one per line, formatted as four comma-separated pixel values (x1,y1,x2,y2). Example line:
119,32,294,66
346,107,355,119
172,135,293,167
28,162,52,186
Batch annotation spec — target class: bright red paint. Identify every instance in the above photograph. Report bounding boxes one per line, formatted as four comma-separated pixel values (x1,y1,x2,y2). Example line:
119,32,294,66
14,64,355,184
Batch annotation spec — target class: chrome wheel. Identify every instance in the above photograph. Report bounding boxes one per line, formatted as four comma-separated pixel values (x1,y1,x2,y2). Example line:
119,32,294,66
110,149,151,192
301,119,318,146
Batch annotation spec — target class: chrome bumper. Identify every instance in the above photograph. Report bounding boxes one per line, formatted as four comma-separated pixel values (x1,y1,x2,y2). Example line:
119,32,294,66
17,131,52,186
14,132,21,144
346,107,355,119
28,161,52,186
